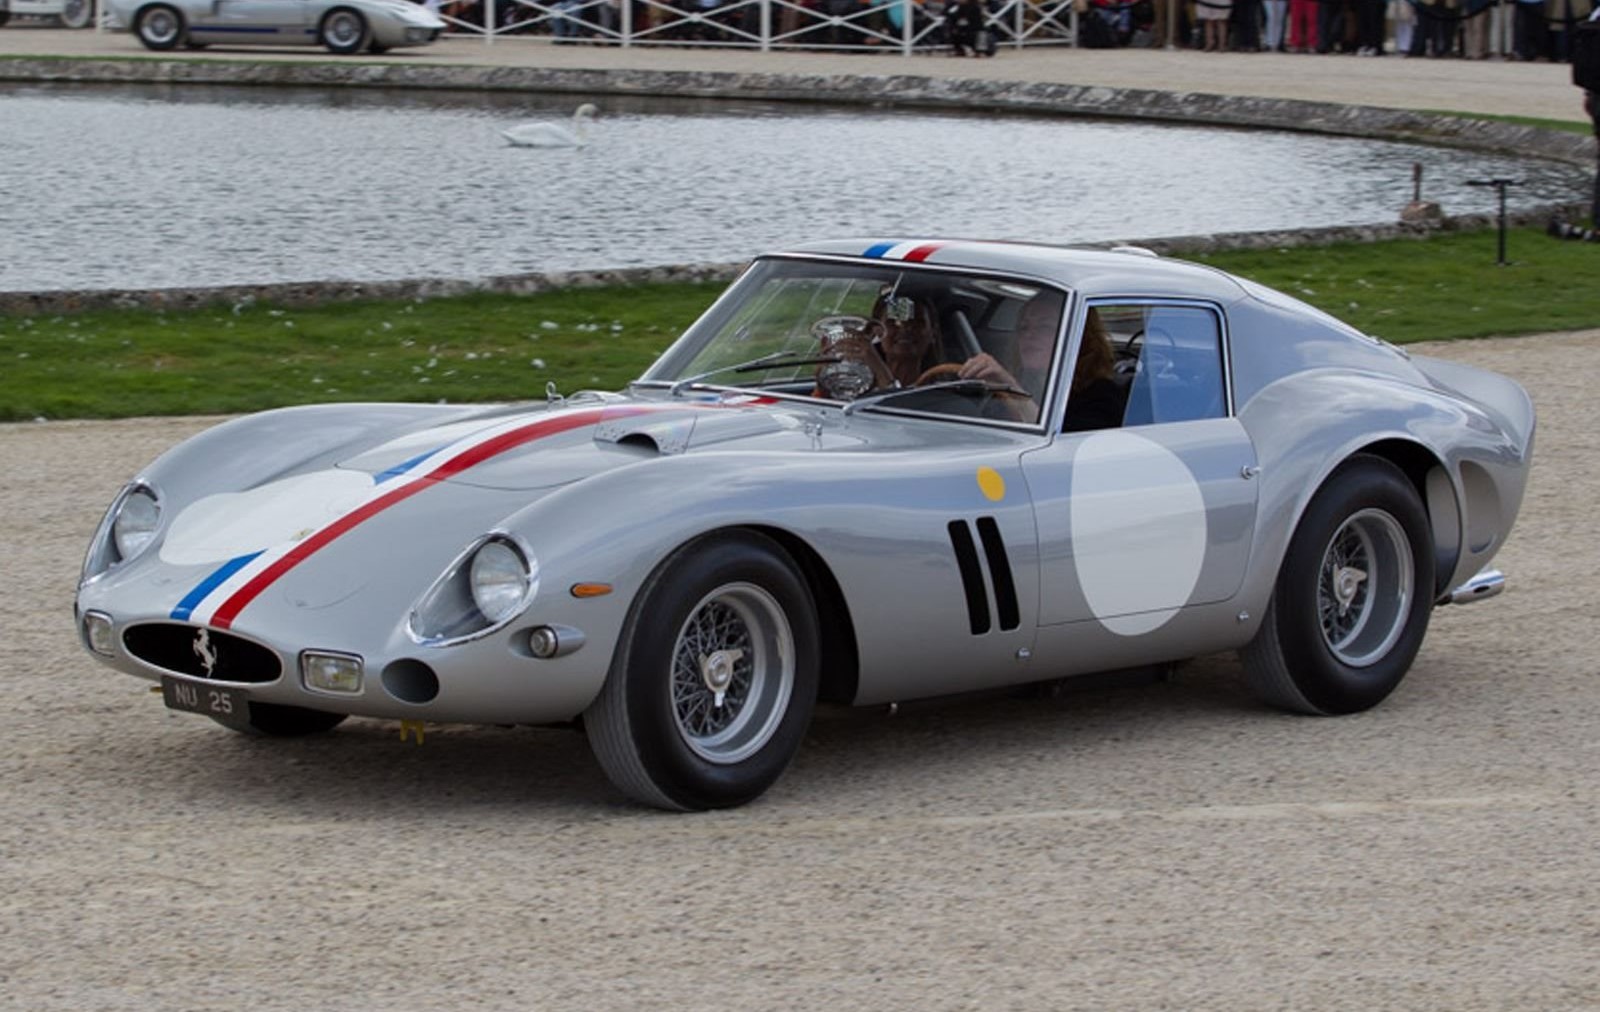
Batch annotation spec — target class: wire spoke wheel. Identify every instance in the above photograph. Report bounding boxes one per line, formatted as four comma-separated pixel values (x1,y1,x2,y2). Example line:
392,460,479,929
669,582,794,765
1241,455,1433,716
138,7,181,46
325,11,362,46
1317,508,1413,667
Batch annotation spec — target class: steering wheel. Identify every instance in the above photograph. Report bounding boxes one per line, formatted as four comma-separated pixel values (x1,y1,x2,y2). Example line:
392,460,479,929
1141,325,1178,376
914,363,964,386
1116,329,1143,375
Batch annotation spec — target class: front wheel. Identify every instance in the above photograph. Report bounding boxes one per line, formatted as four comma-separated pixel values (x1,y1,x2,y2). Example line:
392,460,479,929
320,8,370,54
1241,455,1434,715
134,4,185,49
585,531,819,811
60,0,95,28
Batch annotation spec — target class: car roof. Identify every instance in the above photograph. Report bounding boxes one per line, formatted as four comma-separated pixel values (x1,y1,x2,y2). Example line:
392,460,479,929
781,238,1251,303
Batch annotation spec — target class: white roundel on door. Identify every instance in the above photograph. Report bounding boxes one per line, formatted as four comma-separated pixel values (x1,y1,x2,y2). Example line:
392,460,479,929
1070,430,1208,636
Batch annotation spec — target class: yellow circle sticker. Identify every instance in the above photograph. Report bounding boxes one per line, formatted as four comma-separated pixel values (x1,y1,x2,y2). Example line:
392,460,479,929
976,466,1005,502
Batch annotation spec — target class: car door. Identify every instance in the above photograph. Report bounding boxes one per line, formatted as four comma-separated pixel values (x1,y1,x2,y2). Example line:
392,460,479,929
1019,298,1259,638
208,0,310,40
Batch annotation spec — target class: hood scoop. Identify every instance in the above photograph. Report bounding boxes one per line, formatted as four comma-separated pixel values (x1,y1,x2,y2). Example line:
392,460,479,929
591,405,801,455
593,412,698,455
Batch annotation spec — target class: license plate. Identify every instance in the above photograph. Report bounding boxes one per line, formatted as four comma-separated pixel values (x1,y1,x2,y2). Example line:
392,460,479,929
161,676,252,732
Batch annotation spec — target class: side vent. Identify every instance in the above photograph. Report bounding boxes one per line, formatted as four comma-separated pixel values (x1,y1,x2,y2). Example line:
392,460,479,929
974,517,1020,631
946,520,991,635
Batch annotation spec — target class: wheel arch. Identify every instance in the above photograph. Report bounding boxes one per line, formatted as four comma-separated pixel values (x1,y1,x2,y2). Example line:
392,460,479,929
319,5,366,30
1350,437,1458,599
133,2,183,28
604,522,857,708
738,524,859,706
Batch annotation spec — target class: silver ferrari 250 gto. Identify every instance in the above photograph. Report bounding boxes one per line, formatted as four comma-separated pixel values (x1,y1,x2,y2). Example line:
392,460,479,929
75,240,1535,810
104,0,444,54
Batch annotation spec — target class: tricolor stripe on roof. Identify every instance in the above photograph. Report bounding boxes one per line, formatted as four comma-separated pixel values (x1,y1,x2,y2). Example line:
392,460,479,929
860,241,947,262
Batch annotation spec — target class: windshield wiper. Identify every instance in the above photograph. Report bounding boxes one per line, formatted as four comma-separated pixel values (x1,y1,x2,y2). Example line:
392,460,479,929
667,351,840,397
840,378,1030,417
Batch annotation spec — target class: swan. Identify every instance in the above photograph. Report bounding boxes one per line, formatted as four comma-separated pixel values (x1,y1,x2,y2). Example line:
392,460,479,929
501,104,597,148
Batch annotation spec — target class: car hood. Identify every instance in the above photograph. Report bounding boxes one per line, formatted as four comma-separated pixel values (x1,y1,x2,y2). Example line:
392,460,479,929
332,395,839,491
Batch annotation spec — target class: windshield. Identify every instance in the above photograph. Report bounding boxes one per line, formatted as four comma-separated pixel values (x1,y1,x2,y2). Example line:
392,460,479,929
642,258,1068,424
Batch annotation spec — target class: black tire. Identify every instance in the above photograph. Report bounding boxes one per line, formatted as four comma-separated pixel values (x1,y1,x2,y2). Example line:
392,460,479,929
239,702,348,737
1242,454,1434,715
0,10,10,27
585,531,820,811
134,4,185,50
60,0,94,29
319,8,370,54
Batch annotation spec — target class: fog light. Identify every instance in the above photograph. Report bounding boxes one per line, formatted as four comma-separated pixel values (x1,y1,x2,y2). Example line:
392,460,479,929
406,27,428,41
83,611,116,656
302,651,364,694
528,626,560,659
526,624,585,659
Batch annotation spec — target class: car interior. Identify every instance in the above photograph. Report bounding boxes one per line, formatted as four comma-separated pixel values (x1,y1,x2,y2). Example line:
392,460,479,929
660,260,1228,430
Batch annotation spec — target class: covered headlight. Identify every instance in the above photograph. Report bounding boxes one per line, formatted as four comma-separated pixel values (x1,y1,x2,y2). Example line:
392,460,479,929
112,488,161,561
409,534,538,645
470,539,531,625
84,483,162,581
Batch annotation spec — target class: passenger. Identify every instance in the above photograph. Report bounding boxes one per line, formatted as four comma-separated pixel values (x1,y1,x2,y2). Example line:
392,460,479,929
1061,310,1126,433
874,294,944,389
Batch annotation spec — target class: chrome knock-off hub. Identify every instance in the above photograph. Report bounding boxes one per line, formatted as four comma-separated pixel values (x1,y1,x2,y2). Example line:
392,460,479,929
1333,565,1368,615
700,649,745,708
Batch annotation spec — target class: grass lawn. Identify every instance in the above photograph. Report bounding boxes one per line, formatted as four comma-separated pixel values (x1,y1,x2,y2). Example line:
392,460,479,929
3,225,1599,421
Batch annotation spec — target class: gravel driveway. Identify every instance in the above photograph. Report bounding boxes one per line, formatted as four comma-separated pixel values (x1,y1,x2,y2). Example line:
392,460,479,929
1,330,1595,1009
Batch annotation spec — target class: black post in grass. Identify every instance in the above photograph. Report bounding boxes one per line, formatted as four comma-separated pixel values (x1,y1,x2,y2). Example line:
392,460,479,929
1466,178,1522,266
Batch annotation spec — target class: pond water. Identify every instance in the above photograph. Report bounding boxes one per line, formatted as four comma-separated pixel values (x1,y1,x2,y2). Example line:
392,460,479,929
0,83,1585,293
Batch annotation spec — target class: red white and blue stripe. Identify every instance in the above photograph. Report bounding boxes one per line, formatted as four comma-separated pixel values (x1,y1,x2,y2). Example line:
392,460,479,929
168,398,775,630
860,241,948,262
171,406,640,629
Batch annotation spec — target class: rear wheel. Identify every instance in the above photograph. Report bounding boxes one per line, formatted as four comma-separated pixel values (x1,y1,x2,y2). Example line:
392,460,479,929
320,8,370,54
585,532,819,811
60,0,94,28
134,4,185,50
1241,455,1434,715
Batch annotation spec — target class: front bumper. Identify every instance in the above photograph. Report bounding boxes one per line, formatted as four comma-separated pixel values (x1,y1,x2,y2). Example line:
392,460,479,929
75,600,622,726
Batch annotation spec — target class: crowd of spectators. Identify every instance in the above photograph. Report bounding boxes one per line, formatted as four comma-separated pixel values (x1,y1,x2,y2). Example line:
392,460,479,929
1080,0,1591,57
420,0,1593,61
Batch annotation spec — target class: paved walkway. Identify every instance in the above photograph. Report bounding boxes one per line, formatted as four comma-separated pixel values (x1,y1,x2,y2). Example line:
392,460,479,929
0,23,1584,121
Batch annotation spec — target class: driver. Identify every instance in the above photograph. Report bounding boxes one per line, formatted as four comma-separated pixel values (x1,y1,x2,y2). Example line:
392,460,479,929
958,298,1122,429
958,292,1065,423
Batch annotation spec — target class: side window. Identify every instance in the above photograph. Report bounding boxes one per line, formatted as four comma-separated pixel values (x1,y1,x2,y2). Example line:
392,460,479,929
1074,303,1225,430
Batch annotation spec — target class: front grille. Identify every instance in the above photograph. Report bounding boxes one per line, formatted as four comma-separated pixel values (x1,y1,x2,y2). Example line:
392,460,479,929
122,623,283,684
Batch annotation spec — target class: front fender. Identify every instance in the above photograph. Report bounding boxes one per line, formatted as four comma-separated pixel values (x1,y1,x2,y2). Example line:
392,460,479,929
505,445,1042,707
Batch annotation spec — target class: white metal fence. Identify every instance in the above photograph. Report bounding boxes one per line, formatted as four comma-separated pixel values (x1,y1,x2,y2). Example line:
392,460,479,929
432,0,1081,53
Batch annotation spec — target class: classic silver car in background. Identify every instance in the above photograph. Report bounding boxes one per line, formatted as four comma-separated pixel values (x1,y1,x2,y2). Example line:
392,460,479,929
104,0,443,53
75,240,1535,810
0,0,96,28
